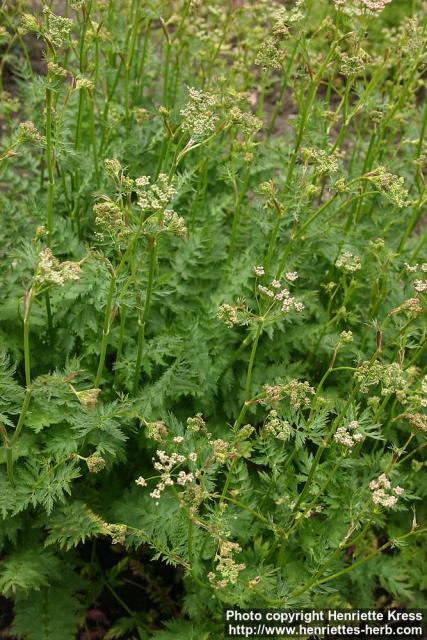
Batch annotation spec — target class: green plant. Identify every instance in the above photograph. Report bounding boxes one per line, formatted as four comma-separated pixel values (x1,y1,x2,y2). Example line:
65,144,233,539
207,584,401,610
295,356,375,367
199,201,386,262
0,0,426,637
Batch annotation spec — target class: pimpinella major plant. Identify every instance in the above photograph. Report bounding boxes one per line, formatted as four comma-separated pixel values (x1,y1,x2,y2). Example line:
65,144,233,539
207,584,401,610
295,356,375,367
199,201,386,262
0,0,426,637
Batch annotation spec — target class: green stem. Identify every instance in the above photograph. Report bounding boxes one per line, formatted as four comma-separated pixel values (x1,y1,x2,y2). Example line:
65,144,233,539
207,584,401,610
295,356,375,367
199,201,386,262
7,387,33,486
291,527,425,599
136,19,152,103
12,389,32,445
162,34,171,107
397,193,426,254
95,273,117,387
292,384,359,513
227,170,250,266
113,307,127,386
267,39,299,138
45,87,54,243
6,447,14,486
220,321,263,503
133,237,157,392
88,93,100,188
23,290,33,388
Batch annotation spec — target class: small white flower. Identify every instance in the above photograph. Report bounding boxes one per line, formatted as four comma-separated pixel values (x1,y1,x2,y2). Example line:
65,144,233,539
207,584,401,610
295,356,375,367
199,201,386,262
335,251,362,273
405,263,418,273
414,279,427,293
285,272,298,281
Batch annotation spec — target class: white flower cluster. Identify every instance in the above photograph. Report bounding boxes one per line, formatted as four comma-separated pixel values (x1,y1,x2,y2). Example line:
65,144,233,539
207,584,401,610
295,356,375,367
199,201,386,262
85,452,106,473
405,412,427,433
262,379,315,409
367,167,410,208
359,0,392,12
103,158,134,194
42,7,74,48
217,303,239,327
229,107,263,135
162,209,187,240
209,438,236,465
355,361,407,400
94,200,123,230
254,266,298,281
21,8,73,49
421,375,427,406
258,275,304,314
47,61,68,78
104,523,127,545
272,1,305,28
176,470,194,486
146,420,168,443
208,540,246,589
334,420,364,448
335,251,362,273
414,280,427,293
18,121,46,146
390,297,422,317
255,37,283,70
381,363,407,397
135,174,176,211
301,147,340,175
369,474,404,508
283,379,315,409
186,413,207,433
405,265,427,299
135,447,197,503
333,0,391,16
75,75,94,90
405,263,427,274
34,249,81,288
339,330,353,344
180,86,218,139
338,49,371,76
263,410,292,441
285,272,299,282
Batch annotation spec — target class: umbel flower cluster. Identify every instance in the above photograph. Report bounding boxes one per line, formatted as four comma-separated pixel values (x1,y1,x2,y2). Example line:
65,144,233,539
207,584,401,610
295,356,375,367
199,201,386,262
93,168,186,241
333,0,392,16
367,167,410,208
334,420,364,448
136,448,196,502
262,380,315,409
20,7,73,48
180,87,219,139
335,251,362,273
301,147,340,175
208,541,246,590
135,414,239,506
369,474,404,508
1,0,426,635
135,173,177,212
263,410,292,441
18,121,46,146
34,249,81,288
257,271,304,314
217,268,303,329
355,361,408,399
